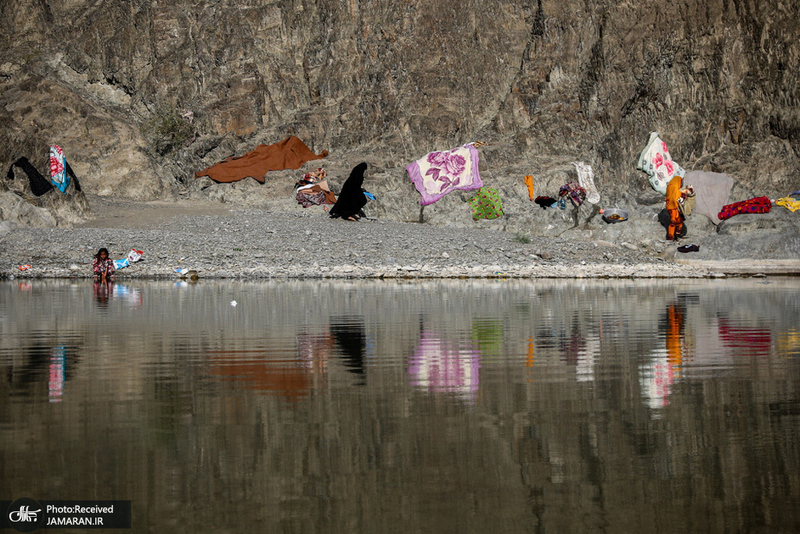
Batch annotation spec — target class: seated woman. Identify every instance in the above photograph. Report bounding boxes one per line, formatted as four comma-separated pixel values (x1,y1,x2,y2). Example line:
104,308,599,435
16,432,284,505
92,247,115,283
329,163,368,221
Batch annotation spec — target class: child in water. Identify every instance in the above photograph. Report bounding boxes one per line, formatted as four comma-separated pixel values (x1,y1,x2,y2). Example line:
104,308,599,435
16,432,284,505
92,247,115,283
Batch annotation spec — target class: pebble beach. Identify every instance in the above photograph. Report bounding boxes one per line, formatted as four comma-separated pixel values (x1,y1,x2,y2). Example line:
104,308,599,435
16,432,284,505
0,195,733,281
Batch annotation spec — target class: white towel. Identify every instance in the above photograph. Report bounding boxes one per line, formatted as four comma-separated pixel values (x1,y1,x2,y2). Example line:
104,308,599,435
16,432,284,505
572,162,600,205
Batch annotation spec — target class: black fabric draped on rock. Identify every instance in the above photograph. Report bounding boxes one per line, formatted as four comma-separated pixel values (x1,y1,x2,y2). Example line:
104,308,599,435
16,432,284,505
329,162,367,220
7,156,81,197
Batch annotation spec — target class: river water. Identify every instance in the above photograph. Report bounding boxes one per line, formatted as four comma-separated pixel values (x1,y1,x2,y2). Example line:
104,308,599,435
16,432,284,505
1,278,799,532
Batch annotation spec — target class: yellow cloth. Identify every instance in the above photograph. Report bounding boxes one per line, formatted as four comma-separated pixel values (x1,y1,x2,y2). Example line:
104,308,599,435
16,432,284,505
776,197,800,212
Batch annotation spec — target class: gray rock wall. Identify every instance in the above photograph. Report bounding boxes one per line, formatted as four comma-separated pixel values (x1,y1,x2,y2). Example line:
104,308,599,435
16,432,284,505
1,0,798,220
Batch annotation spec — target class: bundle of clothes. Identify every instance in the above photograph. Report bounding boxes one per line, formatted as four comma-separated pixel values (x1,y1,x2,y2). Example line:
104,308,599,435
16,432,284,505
294,168,336,208
529,161,600,213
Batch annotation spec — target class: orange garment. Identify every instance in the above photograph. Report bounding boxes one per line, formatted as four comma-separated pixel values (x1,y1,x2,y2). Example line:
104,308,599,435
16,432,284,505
665,176,682,240
665,176,682,210
195,135,328,183
524,175,534,201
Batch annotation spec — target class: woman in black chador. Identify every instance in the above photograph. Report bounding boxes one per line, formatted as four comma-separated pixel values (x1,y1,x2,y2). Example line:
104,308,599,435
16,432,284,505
329,162,368,221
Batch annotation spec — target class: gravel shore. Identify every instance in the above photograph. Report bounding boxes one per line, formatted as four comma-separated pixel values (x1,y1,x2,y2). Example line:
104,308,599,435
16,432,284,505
0,195,793,280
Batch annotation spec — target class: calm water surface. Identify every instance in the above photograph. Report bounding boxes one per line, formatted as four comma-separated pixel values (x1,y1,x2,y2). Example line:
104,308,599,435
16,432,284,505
1,278,799,532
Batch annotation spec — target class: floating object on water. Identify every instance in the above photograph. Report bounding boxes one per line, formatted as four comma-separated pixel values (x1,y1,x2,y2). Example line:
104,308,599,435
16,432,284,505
230,300,237,307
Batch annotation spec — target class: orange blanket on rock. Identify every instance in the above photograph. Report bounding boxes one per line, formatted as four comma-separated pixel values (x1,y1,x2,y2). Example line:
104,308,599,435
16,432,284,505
194,136,328,183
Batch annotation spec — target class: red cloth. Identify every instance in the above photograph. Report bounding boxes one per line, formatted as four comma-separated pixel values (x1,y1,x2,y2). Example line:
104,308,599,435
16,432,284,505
718,196,772,221
194,136,328,183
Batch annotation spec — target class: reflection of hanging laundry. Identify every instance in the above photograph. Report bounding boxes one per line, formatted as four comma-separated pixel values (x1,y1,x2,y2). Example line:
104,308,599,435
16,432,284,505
330,319,367,379
576,336,600,383
472,319,504,356
49,347,66,403
408,331,481,401
559,332,585,366
666,303,684,376
526,337,535,367
719,318,771,355
777,330,800,356
640,349,674,410
206,350,317,400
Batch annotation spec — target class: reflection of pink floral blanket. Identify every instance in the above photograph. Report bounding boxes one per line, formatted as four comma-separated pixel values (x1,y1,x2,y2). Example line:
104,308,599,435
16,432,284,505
636,132,685,195
407,332,480,400
406,144,483,206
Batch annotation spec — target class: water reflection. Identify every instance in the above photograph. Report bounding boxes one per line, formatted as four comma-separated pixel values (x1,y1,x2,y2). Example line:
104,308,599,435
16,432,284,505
1,278,799,532
407,329,481,401
641,300,687,410
330,317,367,381
92,280,113,306
6,339,80,403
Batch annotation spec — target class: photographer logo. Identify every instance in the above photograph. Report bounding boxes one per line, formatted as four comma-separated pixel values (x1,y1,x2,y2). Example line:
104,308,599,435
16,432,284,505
6,499,44,532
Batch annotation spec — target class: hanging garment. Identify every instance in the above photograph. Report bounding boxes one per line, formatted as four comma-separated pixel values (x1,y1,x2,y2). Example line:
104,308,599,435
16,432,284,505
468,187,503,220
406,144,483,206
571,162,600,204
194,136,328,183
6,151,81,196
49,145,70,193
681,171,734,224
637,132,685,195
559,181,586,208
524,175,534,201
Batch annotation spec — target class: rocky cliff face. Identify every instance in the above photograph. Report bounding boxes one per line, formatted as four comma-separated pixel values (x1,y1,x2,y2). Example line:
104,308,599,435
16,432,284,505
1,0,798,227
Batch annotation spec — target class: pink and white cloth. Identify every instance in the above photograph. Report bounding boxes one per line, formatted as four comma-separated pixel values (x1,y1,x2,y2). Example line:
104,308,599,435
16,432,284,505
49,145,70,194
406,144,483,206
637,132,685,195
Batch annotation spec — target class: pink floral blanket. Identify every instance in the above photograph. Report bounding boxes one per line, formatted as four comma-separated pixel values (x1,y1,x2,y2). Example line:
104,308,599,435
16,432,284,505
406,144,483,206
